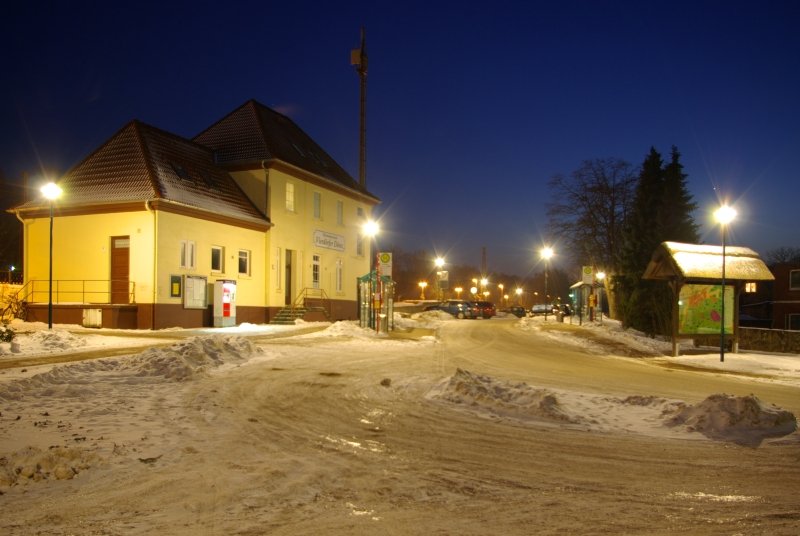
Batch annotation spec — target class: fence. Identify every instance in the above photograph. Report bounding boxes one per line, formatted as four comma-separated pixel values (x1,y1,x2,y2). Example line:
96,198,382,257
16,280,136,305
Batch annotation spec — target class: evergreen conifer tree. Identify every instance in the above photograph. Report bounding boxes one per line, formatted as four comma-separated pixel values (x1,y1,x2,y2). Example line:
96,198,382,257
616,146,700,336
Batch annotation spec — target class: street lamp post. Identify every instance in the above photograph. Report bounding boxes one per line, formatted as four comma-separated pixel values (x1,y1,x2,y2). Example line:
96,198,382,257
41,182,62,330
434,257,445,300
541,246,554,322
715,205,737,363
515,287,522,306
362,219,380,331
596,271,606,324
418,281,428,300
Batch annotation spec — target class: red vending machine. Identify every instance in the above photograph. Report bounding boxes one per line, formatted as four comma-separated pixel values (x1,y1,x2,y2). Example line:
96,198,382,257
213,280,237,327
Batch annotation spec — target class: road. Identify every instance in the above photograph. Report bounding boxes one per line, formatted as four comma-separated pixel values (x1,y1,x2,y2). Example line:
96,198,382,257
1,317,798,535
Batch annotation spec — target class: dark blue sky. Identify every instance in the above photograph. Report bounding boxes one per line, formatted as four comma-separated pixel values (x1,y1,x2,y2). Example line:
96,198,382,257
3,1,798,276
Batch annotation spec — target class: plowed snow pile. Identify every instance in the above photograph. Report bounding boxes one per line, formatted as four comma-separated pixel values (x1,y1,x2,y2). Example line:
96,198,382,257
667,393,797,447
432,369,797,446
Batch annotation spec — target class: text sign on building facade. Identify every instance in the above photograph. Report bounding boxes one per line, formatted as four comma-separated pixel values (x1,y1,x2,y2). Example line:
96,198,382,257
313,230,345,252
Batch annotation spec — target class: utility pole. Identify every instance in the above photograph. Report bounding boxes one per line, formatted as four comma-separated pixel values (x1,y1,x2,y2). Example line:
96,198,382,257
350,27,368,189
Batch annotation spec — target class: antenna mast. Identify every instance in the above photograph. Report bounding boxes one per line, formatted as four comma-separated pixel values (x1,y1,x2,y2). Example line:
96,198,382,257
351,27,368,189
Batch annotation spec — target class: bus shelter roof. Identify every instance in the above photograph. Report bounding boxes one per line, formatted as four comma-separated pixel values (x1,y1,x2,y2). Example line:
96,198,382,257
643,241,774,283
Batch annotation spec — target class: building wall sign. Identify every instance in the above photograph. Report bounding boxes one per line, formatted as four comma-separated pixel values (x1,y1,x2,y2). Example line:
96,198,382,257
313,230,345,252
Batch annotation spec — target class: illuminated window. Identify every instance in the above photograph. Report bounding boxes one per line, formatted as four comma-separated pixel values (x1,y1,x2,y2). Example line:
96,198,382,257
744,282,757,293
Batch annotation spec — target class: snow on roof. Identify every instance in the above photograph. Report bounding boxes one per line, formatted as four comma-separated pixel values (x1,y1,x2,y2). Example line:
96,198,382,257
643,241,774,282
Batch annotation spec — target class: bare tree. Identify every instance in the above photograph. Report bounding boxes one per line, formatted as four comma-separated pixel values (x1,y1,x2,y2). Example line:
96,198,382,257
765,247,800,265
546,158,636,272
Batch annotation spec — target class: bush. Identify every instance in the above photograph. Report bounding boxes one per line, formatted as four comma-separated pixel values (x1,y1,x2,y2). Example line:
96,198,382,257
0,324,14,343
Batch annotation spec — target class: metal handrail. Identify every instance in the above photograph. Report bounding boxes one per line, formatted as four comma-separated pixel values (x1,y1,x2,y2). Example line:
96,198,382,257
292,287,331,319
16,279,136,305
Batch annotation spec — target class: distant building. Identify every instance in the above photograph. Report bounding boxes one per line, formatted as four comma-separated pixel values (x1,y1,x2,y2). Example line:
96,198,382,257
768,262,800,330
8,100,379,328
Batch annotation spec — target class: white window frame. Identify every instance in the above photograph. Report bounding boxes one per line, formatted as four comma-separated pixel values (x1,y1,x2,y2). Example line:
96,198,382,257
313,191,322,219
211,245,225,273
312,254,321,289
335,258,343,293
286,182,295,212
787,313,800,331
238,249,251,276
275,247,282,290
180,240,196,270
790,270,800,291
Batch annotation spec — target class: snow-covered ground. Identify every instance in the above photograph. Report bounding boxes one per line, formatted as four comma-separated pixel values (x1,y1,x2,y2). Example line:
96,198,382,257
1,311,798,534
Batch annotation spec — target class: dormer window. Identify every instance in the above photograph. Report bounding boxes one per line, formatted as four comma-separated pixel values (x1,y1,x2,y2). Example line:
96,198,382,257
170,162,191,182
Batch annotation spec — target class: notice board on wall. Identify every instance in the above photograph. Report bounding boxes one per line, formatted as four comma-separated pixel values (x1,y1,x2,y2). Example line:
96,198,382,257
183,275,208,309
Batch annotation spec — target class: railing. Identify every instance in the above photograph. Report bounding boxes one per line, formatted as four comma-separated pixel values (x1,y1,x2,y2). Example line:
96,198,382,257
14,280,136,305
293,287,331,319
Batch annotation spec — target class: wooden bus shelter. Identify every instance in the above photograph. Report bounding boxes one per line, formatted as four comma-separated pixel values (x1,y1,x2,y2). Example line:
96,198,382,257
643,241,774,356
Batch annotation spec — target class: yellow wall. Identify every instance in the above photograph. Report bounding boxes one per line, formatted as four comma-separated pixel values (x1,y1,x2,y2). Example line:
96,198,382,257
230,168,373,307
23,211,155,304
23,208,266,307
154,211,265,307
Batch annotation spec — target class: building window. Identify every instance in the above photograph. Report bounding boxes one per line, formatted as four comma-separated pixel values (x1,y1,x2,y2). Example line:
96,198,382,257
238,250,251,276
744,282,757,293
211,246,224,273
356,207,365,256
286,182,295,212
312,254,321,289
790,270,800,291
336,258,343,293
180,240,196,270
788,314,800,331
313,191,321,219
337,200,343,225
275,247,282,290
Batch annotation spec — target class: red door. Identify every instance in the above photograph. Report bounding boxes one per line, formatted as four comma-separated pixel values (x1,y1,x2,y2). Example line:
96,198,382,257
110,236,130,304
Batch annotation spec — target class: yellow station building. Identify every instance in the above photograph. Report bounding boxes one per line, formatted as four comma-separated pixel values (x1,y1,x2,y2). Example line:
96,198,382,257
9,100,379,329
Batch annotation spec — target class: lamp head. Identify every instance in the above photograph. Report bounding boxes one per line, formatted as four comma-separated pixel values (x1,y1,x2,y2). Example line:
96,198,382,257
41,182,62,200
715,205,737,225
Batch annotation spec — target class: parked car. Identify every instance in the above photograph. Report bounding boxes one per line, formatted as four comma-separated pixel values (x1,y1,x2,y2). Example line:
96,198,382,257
503,306,527,318
424,299,473,319
556,303,572,317
470,301,497,319
530,303,558,316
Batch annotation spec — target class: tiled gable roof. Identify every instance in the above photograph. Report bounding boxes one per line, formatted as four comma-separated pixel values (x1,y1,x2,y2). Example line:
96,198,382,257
14,120,269,228
194,100,377,200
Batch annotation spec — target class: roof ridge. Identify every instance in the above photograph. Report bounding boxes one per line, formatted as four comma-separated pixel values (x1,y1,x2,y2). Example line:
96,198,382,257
131,120,164,199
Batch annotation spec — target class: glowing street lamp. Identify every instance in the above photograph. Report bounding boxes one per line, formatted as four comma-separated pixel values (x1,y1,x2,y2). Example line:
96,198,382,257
715,204,737,362
454,286,463,298
434,257,446,300
361,219,380,331
515,287,522,305
596,271,606,324
418,280,428,300
41,182,62,330
540,246,554,321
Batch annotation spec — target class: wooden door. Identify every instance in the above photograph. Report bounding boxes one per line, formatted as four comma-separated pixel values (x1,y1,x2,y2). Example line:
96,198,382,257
110,236,130,304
